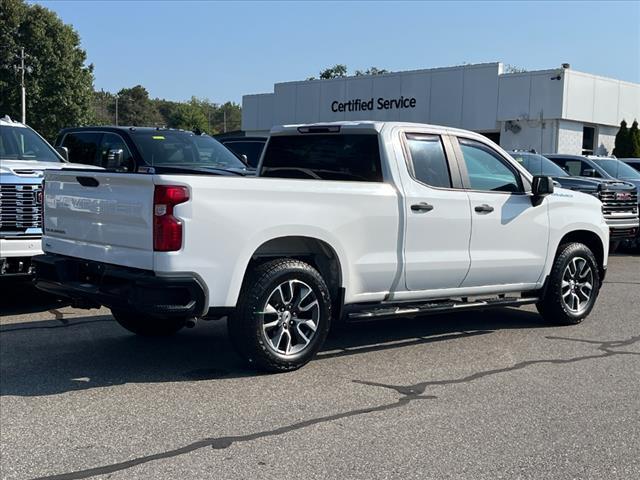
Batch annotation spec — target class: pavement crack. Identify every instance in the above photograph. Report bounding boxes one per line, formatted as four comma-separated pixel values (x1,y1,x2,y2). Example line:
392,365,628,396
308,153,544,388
31,395,434,480
29,335,639,480
355,335,640,396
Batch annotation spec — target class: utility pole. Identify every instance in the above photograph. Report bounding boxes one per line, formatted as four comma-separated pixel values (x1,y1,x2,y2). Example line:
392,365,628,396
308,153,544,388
115,94,119,126
17,48,27,123
223,109,227,133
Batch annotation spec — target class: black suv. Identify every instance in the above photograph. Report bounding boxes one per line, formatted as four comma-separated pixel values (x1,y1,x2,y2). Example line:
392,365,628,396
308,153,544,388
55,127,249,175
510,151,639,248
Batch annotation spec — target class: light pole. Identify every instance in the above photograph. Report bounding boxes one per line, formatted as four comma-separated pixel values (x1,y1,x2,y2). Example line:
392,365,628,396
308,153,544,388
115,94,119,126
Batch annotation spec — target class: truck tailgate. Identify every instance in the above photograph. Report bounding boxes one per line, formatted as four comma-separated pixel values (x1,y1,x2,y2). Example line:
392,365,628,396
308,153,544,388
43,171,155,270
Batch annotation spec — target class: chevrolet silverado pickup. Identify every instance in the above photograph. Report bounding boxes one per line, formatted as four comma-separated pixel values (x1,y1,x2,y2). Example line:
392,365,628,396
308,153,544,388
0,116,100,276
34,122,609,371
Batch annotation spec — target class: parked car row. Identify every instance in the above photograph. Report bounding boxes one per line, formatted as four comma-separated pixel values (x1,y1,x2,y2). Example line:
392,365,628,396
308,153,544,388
510,151,639,250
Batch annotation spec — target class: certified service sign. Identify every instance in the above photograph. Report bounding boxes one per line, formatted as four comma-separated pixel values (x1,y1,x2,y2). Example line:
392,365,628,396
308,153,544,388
331,96,417,113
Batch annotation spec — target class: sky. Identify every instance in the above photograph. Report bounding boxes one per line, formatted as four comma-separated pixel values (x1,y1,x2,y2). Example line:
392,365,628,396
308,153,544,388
37,0,640,104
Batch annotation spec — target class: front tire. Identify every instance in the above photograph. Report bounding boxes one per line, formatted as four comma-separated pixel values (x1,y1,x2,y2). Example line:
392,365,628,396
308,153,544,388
111,309,187,336
536,242,600,325
228,259,332,372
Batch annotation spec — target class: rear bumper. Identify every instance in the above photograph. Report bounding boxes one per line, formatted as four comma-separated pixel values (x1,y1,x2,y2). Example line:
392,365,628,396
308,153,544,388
33,254,207,318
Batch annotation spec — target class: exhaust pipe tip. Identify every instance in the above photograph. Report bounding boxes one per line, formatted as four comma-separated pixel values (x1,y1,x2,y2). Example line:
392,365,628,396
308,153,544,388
185,317,198,328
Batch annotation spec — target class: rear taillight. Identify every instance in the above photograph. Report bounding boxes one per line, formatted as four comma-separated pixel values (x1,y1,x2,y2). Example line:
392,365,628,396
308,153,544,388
153,185,189,252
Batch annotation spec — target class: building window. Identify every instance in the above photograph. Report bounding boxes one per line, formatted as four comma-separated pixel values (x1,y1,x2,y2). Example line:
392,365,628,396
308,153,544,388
582,126,596,155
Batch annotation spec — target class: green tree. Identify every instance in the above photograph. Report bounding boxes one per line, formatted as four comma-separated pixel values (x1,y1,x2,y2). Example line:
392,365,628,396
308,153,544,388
211,101,242,133
307,64,389,80
153,98,182,127
629,120,640,158
354,67,389,76
109,85,162,126
90,89,115,125
0,0,95,140
612,120,630,158
306,64,348,80
319,64,347,79
166,97,208,132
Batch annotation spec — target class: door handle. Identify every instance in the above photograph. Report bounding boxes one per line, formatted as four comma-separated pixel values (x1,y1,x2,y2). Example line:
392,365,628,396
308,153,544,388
474,204,494,213
411,202,434,213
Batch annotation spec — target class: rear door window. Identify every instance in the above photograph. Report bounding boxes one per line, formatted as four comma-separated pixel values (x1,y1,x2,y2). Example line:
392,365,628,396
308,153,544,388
261,134,383,182
62,132,102,166
405,134,451,188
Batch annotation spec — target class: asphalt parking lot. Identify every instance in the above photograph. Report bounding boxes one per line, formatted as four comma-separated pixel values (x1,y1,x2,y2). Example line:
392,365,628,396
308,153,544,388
1,254,638,480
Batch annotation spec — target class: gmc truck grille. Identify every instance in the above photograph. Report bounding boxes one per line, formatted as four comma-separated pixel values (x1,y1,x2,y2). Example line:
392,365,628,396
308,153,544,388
0,184,43,233
600,190,639,216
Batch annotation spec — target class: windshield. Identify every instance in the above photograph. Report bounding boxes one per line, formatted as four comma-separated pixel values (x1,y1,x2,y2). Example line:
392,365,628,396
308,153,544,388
595,159,640,180
510,152,568,177
130,131,246,171
0,125,61,162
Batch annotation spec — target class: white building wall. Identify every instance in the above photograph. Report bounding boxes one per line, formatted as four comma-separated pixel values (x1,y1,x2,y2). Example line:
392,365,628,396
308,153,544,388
562,70,640,126
242,63,502,134
557,120,584,155
497,70,564,122
242,63,640,144
556,120,618,156
500,119,557,153
595,125,617,155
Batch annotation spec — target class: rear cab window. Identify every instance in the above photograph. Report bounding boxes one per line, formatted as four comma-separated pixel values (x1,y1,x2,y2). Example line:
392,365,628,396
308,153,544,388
260,134,383,182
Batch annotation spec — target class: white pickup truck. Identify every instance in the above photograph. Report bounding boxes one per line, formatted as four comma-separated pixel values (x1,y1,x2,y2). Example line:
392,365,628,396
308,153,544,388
35,122,609,371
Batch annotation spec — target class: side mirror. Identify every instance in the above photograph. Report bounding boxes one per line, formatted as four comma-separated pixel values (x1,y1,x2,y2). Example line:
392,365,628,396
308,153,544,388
531,175,554,205
106,149,123,170
241,154,248,163
55,146,69,162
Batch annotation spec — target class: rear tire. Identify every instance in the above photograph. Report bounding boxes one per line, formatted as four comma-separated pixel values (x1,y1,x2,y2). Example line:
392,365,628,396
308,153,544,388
228,259,332,372
111,309,187,336
536,242,600,325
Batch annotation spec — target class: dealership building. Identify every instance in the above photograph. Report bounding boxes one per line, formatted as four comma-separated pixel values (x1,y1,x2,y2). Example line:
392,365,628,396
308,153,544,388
241,62,640,155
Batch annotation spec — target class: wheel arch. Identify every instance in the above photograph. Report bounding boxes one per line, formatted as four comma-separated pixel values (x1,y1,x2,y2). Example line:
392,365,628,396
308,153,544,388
555,229,606,279
242,236,345,308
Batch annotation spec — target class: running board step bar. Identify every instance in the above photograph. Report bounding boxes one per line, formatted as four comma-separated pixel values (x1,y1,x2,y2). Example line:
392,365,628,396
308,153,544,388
347,297,538,321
